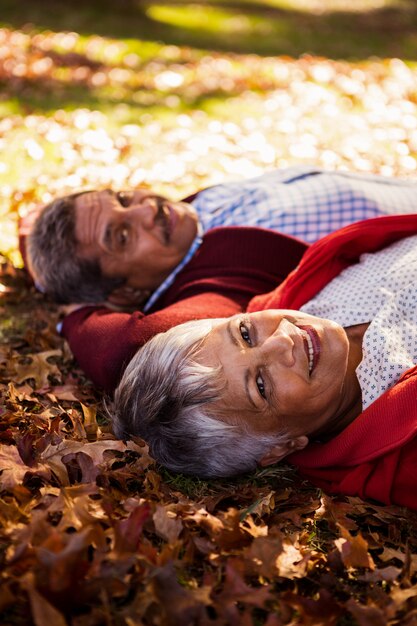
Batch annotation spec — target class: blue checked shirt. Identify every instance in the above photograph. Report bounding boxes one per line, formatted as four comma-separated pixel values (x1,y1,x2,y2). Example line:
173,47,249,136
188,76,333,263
143,165,417,311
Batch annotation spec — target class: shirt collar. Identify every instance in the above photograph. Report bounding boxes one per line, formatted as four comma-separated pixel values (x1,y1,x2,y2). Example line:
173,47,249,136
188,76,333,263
142,221,204,312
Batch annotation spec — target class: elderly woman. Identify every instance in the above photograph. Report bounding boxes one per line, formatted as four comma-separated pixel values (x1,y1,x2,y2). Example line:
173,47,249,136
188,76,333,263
112,214,417,510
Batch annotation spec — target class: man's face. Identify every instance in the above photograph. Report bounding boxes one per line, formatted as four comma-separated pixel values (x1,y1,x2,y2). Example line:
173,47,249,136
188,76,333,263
74,189,199,291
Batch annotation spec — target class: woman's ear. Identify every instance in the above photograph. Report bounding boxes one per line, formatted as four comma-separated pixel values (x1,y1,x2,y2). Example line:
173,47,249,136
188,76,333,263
259,435,309,467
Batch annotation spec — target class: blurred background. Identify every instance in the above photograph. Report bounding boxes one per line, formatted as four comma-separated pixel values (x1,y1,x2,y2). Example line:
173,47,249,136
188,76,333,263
1,0,417,262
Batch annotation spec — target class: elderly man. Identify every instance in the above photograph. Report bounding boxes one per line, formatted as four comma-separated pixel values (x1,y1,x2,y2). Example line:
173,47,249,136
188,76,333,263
26,166,417,309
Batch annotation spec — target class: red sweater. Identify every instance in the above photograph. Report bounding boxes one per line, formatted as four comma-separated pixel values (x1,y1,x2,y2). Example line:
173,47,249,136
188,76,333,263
62,227,307,392
248,214,417,510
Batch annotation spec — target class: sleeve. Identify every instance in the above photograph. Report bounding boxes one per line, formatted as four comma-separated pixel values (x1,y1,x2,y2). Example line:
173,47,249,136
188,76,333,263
61,292,247,393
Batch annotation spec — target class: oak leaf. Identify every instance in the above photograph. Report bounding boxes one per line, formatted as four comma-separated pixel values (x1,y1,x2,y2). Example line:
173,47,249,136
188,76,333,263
276,538,311,578
39,438,144,485
13,350,62,389
334,525,375,570
215,559,272,608
243,535,283,579
0,444,50,490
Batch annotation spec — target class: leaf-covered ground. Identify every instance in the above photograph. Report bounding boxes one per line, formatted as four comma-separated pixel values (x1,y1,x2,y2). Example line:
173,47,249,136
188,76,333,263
2,2,417,624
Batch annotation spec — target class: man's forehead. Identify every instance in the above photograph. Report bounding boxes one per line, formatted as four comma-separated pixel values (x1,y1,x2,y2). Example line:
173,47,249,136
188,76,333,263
74,191,105,249
75,190,101,213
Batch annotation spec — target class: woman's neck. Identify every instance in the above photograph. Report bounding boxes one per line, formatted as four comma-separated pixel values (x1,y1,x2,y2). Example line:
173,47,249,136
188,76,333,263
345,322,370,352
313,322,369,443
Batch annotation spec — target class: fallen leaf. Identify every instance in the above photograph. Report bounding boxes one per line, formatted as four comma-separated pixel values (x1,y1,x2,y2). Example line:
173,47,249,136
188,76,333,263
0,444,50,489
39,438,144,485
335,526,375,570
25,575,67,626
151,562,209,626
346,598,388,626
215,559,272,608
114,503,151,554
243,535,283,579
153,505,183,543
358,565,402,583
276,537,311,579
80,402,99,440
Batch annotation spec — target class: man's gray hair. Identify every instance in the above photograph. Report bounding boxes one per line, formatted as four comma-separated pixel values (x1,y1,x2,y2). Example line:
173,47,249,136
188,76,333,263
112,318,289,478
27,193,123,303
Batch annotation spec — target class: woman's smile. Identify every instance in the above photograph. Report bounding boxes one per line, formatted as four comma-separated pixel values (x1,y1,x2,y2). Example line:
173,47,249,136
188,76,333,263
196,309,362,442
298,325,320,375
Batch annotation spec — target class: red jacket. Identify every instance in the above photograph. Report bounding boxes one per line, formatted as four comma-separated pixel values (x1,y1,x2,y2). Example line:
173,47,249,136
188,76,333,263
62,227,307,392
248,214,417,510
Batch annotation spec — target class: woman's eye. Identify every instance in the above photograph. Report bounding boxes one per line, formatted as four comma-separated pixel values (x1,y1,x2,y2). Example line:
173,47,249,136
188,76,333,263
239,322,251,345
116,192,132,207
256,374,266,399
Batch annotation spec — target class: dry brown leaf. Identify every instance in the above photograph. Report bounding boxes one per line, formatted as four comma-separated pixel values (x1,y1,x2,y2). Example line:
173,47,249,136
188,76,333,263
184,506,224,536
38,439,144,485
80,402,99,440
25,575,67,626
151,562,209,625
13,350,62,389
7,381,36,402
283,588,342,626
358,565,402,583
0,444,50,490
276,537,311,579
47,384,80,402
345,598,388,626
335,525,375,570
243,535,283,579
113,503,151,554
315,494,358,531
245,491,276,517
215,559,272,608
153,504,183,543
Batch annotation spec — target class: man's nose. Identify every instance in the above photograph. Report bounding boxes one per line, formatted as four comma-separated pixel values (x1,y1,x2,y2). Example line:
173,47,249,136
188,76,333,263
260,331,295,367
131,198,158,230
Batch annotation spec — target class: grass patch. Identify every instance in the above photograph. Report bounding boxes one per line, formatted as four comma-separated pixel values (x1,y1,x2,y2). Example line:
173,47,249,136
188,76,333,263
1,0,417,60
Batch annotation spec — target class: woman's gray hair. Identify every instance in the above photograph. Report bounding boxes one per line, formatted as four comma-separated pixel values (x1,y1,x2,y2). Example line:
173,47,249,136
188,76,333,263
112,318,289,478
27,192,123,303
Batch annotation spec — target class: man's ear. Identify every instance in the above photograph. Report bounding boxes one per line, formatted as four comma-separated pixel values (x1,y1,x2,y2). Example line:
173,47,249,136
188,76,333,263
107,286,151,308
259,435,309,467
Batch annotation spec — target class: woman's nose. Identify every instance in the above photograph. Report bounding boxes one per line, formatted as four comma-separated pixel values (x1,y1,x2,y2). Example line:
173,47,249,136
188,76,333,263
261,331,295,367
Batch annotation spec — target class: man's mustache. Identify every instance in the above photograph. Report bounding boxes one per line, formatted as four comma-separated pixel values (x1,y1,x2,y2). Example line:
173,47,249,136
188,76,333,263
154,196,171,242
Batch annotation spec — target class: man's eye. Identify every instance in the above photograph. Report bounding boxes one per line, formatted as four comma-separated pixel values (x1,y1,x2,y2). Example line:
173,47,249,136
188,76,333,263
239,322,251,345
256,374,266,399
117,226,129,247
116,192,133,207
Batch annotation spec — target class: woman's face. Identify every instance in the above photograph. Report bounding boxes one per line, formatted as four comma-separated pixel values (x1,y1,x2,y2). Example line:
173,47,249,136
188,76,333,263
197,310,361,460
